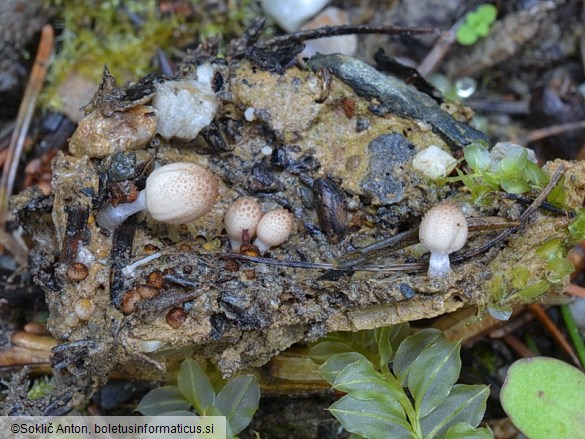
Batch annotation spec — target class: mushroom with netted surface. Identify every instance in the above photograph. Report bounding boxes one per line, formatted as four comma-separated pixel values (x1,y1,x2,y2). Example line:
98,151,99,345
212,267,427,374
253,209,294,253
96,162,219,230
224,197,263,252
418,202,468,278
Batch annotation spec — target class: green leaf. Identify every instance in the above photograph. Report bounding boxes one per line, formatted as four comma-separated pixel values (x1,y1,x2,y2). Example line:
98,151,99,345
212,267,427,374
510,266,530,289
309,332,378,365
517,280,550,300
568,209,585,240
547,176,567,206
445,422,493,439
329,394,414,439
496,147,528,177
333,356,405,403
407,338,462,417
499,177,531,194
475,21,490,37
545,257,575,283
525,160,549,188
501,357,585,439
535,239,565,261
464,143,490,173
177,358,215,414
487,304,513,321
320,352,368,385
136,386,191,416
393,329,442,386
456,24,478,46
215,375,260,435
375,323,410,368
421,384,490,438
477,4,498,24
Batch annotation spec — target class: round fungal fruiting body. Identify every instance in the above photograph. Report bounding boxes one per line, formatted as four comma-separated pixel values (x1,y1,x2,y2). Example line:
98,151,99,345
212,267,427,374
253,209,294,253
67,262,89,282
73,298,94,320
419,202,468,278
120,289,142,314
166,307,187,328
96,162,219,230
224,197,263,252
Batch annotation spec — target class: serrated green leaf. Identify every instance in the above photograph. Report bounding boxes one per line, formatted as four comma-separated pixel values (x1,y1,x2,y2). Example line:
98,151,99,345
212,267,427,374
320,352,368,385
215,375,260,435
329,394,414,439
375,324,410,368
445,422,493,439
408,339,462,417
177,358,215,414
421,384,490,438
464,143,490,173
393,329,442,385
136,386,191,416
501,357,585,439
496,147,528,176
333,356,405,403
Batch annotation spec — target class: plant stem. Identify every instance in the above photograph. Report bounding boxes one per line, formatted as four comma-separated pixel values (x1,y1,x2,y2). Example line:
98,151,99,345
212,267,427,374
560,304,585,369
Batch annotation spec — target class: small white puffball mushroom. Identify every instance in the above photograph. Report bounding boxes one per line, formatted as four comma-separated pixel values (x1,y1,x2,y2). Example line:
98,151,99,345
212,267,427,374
253,209,294,253
96,162,219,230
412,145,457,180
224,197,264,251
419,202,468,278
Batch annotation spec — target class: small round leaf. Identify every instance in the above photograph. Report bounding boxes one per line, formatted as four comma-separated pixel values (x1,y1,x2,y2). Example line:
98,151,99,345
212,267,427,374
501,357,585,439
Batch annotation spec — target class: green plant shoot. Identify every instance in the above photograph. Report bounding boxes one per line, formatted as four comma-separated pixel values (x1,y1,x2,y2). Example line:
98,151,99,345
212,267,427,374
456,4,498,46
310,325,492,439
137,358,260,439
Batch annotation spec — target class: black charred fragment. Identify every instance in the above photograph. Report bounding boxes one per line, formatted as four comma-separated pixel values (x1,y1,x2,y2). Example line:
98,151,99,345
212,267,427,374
109,219,137,304
200,120,231,153
82,66,160,117
313,177,348,244
307,54,489,150
250,161,283,192
59,206,89,266
245,42,306,73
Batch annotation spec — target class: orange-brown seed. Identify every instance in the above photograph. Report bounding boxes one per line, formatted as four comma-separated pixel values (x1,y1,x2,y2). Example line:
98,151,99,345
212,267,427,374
163,267,176,276
147,270,165,289
224,259,240,272
67,262,89,282
166,307,187,328
244,269,256,280
121,289,142,314
143,244,160,254
137,285,160,299
179,243,192,252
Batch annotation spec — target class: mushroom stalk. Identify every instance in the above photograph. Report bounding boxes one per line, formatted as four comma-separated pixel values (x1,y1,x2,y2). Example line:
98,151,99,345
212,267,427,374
96,190,146,231
427,251,451,278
